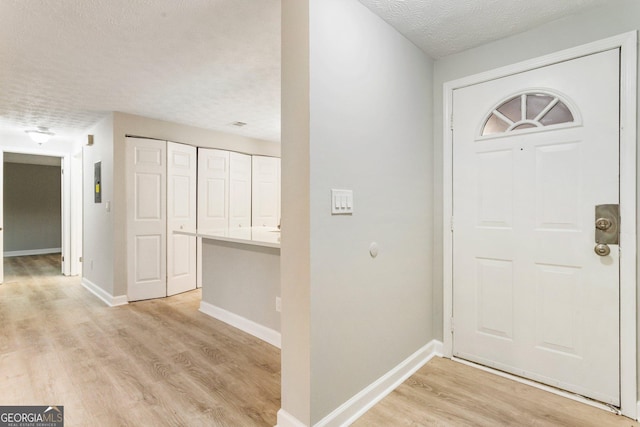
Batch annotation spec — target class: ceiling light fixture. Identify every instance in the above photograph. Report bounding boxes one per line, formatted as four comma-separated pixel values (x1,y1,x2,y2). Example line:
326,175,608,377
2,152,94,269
25,126,54,144
231,121,247,127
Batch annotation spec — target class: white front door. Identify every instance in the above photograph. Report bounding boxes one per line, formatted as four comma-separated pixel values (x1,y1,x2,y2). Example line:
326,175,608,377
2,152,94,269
452,49,620,405
167,142,197,296
126,137,167,301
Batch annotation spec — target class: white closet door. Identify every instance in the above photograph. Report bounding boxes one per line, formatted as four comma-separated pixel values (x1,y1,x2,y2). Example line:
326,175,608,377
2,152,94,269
197,148,230,288
252,156,281,227
229,152,252,228
197,148,230,230
167,142,197,296
126,137,166,301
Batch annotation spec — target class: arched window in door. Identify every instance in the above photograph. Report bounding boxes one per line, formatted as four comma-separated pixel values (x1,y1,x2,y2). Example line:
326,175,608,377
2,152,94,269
481,91,577,136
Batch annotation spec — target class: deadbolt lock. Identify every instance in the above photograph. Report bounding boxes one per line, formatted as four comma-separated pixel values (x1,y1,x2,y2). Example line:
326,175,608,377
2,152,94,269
595,217,612,231
594,204,619,245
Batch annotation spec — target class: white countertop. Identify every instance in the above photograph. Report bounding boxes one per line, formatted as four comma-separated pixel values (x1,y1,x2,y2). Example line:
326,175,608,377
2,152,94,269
174,227,281,248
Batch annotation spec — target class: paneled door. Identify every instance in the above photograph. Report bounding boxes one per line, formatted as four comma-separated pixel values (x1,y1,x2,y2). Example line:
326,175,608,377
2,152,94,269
167,142,197,296
196,148,230,287
229,152,252,228
452,49,620,405
252,156,281,228
126,137,167,301
197,148,230,230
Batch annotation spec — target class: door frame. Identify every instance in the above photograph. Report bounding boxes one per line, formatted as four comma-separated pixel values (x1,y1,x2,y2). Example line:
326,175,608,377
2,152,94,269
442,32,638,418
1,147,76,277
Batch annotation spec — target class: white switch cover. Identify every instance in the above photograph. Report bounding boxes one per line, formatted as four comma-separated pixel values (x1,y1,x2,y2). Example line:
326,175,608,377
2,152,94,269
331,189,353,215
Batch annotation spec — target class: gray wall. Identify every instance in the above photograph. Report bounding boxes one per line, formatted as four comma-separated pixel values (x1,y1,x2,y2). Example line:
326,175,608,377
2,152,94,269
4,162,61,253
432,0,640,404
201,239,280,332
282,0,434,423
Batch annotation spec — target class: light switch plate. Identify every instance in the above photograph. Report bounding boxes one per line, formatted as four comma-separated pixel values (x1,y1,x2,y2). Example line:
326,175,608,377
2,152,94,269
331,189,353,215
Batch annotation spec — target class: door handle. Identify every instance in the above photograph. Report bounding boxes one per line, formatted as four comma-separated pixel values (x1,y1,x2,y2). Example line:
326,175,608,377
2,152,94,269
594,243,611,256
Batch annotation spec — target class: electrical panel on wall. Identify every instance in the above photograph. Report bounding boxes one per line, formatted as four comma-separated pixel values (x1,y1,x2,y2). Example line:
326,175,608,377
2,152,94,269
94,161,102,203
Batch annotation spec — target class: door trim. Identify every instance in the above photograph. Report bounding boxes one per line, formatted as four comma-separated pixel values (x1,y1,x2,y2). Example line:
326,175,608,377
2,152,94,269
442,32,638,418
1,147,75,277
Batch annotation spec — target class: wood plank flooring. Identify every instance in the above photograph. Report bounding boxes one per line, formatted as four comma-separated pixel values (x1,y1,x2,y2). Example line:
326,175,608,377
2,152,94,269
2,255,637,426
0,255,280,426
355,356,639,427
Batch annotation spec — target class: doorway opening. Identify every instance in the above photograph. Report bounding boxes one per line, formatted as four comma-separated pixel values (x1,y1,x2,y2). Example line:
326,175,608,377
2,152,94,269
3,153,63,280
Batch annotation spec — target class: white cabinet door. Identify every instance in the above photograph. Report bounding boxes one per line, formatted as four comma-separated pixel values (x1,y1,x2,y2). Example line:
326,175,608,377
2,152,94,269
252,156,281,228
126,137,166,301
229,152,252,228
167,142,197,296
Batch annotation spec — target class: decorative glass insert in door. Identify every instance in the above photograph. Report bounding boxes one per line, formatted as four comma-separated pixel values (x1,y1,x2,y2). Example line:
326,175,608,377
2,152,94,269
482,92,575,136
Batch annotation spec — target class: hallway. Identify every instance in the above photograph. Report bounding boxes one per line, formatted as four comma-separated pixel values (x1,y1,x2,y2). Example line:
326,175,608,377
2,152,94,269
0,255,281,426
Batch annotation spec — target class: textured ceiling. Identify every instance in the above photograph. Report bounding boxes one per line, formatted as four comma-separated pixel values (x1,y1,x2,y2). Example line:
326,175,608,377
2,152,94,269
0,0,281,143
358,0,611,58
0,0,613,147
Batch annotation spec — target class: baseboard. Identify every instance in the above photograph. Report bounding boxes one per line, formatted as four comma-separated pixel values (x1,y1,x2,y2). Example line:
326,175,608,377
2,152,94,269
313,339,444,427
199,301,281,348
81,278,128,307
4,248,61,257
276,409,307,427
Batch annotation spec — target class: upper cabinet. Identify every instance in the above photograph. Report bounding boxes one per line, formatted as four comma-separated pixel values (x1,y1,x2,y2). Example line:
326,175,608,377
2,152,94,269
252,155,281,228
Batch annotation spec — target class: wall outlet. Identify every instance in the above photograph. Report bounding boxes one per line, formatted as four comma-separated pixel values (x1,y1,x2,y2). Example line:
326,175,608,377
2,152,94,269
275,297,282,313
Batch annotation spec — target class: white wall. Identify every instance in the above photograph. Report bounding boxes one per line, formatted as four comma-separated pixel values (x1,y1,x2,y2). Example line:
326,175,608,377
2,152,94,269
281,0,433,423
82,113,115,295
281,0,312,423
432,0,640,403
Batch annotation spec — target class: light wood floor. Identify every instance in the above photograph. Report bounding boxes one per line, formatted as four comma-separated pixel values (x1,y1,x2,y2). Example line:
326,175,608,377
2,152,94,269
355,357,639,426
2,255,638,426
0,255,280,426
